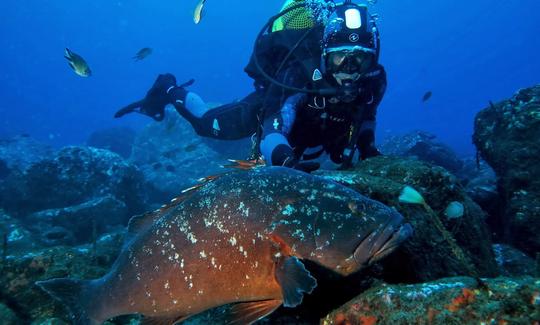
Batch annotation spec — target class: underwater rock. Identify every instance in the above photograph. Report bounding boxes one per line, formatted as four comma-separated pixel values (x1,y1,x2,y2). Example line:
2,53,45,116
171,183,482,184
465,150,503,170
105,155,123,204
318,156,499,282
380,131,463,175
0,303,20,325
458,158,502,239
27,196,128,245
473,85,540,256
0,159,10,180
0,135,54,173
459,158,498,204
130,109,223,197
0,230,124,324
493,244,537,277
1,146,150,218
0,210,40,255
87,127,137,159
322,276,540,324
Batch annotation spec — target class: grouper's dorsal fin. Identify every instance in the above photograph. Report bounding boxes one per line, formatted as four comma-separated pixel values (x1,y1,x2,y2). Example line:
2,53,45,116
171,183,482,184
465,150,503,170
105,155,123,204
127,172,225,238
221,159,266,171
127,191,197,237
127,211,162,236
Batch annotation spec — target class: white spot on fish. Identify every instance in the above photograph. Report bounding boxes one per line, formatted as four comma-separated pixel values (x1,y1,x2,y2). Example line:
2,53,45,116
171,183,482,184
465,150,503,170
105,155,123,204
282,204,296,216
164,281,170,289
200,250,207,258
229,236,237,246
187,232,197,243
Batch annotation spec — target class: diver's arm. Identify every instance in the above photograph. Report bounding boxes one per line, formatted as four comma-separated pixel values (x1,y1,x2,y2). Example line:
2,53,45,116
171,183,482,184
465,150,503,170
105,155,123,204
260,94,319,172
260,93,302,164
114,74,183,121
357,65,387,160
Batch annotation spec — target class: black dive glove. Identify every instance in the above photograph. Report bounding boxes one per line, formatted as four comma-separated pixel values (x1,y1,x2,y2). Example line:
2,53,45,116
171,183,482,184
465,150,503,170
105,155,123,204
272,144,320,173
357,130,381,160
114,74,194,121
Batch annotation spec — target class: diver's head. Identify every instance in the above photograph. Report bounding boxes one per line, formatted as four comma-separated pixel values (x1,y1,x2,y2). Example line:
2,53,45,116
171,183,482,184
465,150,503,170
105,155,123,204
322,3,379,99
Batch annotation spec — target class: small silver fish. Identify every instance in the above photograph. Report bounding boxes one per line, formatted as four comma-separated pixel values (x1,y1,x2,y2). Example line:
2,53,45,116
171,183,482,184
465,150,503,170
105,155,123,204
64,48,91,77
193,0,206,24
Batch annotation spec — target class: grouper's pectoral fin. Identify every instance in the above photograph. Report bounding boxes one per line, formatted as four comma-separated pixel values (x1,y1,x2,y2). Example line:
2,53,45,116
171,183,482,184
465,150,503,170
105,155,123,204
275,256,318,307
224,299,282,325
268,234,318,307
140,314,189,325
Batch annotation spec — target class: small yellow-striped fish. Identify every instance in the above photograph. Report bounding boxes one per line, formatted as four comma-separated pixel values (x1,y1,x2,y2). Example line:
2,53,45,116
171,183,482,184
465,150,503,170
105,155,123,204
193,0,206,24
64,48,91,77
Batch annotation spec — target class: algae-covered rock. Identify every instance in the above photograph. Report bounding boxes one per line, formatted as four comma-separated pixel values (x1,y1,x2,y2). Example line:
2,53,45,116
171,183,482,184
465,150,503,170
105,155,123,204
318,156,499,282
493,244,537,277
0,230,124,324
27,196,128,245
323,276,540,325
0,210,40,255
0,302,21,324
458,158,503,239
380,131,463,175
1,146,150,218
473,85,540,256
0,135,54,173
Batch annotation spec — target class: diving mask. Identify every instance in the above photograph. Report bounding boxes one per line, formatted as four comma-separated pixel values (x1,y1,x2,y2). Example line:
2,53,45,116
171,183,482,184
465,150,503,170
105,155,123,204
326,46,376,76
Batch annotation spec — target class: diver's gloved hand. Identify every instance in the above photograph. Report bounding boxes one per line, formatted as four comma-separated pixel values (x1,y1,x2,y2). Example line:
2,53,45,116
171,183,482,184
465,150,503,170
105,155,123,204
358,130,382,160
286,159,321,174
272,144,320,173
114,73,179,121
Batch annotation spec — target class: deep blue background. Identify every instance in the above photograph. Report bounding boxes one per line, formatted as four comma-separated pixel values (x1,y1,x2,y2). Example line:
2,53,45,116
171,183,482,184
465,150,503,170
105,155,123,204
1,0,539,156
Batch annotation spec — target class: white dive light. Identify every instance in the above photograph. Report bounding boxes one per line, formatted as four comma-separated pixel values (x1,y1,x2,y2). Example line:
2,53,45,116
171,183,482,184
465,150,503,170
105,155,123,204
345,8,362,29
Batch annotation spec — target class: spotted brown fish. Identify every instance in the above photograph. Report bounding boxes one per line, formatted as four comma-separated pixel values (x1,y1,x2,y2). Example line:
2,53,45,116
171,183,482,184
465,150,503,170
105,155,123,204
37,167,412,324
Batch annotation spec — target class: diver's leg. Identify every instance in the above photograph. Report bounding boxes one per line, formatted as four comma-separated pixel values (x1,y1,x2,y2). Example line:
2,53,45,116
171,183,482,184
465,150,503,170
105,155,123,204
169,88,264,140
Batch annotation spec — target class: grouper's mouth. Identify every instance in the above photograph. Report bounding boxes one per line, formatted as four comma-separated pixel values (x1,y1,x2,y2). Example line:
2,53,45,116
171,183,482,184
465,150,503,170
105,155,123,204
353,214,413,266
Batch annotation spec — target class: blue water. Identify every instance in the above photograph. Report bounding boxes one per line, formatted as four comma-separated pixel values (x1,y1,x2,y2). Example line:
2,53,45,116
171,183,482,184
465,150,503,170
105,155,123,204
1,0,539,156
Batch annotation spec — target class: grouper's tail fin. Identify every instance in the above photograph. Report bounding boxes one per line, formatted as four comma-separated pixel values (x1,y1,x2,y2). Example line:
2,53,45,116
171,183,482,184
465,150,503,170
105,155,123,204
36,278,99,325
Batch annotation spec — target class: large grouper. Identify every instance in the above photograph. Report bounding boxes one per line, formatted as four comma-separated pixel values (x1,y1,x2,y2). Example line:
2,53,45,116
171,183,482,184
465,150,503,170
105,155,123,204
37,167,412,325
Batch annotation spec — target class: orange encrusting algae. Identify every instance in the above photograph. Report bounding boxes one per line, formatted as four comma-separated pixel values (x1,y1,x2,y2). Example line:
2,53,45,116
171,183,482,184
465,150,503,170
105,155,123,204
427,307,440,324
358,315,377,325
447,288,476,312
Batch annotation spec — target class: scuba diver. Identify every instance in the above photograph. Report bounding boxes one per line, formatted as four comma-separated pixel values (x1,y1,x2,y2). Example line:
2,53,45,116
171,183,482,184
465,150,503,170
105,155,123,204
115,0,386,172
